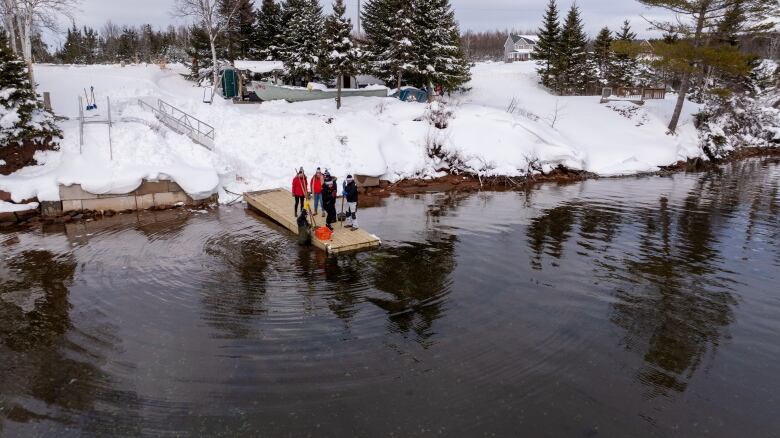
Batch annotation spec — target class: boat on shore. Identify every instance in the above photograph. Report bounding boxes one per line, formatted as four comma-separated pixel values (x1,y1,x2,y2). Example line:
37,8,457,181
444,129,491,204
248,81,388,102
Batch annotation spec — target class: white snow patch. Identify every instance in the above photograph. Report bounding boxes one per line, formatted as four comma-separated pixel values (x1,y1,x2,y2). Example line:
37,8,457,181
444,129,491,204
1,62,706,204
0,200,38,213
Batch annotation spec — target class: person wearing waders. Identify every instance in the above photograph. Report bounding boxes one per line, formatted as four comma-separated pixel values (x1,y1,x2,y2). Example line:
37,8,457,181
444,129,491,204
296,209,312,246
292,167,307,216
310,167,324,216
342,175,359,230
322,175,338,231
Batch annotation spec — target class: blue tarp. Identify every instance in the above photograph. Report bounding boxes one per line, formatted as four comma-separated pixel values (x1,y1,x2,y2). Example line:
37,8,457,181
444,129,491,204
398,88,428,102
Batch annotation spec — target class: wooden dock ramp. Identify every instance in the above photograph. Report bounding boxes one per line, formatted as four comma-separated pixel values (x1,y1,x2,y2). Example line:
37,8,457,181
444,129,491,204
244,189,381,254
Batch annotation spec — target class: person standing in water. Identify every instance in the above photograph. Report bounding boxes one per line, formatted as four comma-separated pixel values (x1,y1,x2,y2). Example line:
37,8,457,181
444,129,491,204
310,167,324,216
292,167,308,216
342,175,359,230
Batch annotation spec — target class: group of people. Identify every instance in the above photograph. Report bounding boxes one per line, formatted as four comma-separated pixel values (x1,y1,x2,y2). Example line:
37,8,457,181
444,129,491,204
292,167,359,235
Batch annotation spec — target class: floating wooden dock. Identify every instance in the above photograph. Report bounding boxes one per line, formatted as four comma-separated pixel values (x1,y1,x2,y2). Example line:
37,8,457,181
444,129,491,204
244,189,381,254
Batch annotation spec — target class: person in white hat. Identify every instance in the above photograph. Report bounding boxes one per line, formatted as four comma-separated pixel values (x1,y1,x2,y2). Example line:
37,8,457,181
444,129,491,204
342,175,359,230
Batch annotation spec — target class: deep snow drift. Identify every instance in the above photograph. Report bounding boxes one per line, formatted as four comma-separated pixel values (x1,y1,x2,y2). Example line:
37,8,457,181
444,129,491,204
0,61,704,204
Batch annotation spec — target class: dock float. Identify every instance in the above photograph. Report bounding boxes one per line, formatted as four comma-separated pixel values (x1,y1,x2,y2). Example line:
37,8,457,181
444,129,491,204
244,189,381,254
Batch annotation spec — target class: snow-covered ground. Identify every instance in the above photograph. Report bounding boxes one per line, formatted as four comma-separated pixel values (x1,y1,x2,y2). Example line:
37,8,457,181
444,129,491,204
0,61,704,204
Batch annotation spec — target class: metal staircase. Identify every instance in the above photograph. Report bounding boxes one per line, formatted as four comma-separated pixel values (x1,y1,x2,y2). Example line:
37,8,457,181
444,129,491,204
137,99,215,150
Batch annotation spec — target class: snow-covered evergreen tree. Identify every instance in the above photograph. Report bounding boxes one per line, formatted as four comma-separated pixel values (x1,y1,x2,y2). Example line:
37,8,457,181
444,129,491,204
410,0,470,91
592,26,614,85
185,25,213,79
320,0,360,108
219,0,255,60
0,32,61,166
252,0,283,59
609,21,638,87
533,0,561,88
362,0,417,86
555,4,592,93
698,61,780,159
279,0,324,82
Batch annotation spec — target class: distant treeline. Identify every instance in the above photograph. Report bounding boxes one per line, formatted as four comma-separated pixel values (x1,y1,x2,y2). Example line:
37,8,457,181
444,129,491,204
45,22,192,64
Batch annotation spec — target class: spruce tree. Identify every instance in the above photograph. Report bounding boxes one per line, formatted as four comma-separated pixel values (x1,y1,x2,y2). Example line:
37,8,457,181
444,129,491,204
532,0,561,88
592,26,614,85
58,25,84,63
609,20,638,87
186,25,214,79
410,0,471,91
362,0,412,85
0,32,61,156
321,0,360,108
555,4,592,93
279,0,324,83
253,0,283,59
220,0,255,60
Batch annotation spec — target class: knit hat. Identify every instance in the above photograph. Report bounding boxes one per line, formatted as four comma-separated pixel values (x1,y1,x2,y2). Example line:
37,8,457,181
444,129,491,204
346,174,353,181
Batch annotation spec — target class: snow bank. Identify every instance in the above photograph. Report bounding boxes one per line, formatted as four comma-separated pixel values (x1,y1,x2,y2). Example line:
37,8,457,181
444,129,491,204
0,64,224,203
462,62,702,176
0,200,38,213
1,62,705,204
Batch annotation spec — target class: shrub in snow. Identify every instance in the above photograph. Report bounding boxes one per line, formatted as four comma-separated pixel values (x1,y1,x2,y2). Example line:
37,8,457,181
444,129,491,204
0,33,61,174
698,94,780,159
424,101,454,129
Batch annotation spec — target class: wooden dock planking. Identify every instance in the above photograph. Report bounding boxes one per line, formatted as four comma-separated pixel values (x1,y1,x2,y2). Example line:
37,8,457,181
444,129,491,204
243,189,381,254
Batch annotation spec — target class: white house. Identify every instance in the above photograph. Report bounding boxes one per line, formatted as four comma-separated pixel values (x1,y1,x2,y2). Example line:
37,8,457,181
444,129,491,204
504,34,539,62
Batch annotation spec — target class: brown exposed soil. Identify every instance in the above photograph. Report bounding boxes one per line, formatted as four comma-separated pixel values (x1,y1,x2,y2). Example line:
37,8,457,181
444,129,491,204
659,147,780,173
0,137,57,175
362,166,595,201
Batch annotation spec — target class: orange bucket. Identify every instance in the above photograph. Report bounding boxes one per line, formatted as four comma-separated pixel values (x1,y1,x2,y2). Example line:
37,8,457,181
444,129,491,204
314,226,333,241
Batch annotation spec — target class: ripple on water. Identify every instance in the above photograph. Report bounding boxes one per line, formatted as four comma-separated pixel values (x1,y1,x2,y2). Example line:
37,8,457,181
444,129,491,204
1,159,780,436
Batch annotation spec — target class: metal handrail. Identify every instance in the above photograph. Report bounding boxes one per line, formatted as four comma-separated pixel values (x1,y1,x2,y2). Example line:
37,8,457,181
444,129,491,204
157,99,215,141
137,99,215,150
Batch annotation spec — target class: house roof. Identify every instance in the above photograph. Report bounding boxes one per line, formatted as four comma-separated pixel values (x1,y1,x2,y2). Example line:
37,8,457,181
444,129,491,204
510,34,539,45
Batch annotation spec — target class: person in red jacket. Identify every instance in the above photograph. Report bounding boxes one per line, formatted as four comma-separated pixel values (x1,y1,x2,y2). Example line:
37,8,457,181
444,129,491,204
292,167,308,216
310,167,324,216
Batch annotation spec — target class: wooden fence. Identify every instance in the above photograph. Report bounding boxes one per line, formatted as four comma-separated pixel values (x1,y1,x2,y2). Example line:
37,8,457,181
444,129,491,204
600,87,666,103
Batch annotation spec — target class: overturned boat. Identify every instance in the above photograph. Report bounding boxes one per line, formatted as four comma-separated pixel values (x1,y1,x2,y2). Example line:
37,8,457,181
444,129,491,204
248,81,388,102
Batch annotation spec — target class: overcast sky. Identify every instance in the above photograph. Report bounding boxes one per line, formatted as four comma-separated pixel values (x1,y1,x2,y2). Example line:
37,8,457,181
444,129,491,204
47,0,673,47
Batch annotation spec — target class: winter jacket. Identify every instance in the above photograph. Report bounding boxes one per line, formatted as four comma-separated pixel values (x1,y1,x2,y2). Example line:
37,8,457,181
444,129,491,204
310,174,323,194
344,181,358,203
292,174,307,197
322,180,337,206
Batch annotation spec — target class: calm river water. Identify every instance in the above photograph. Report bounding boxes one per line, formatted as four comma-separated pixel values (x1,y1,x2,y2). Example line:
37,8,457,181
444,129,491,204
1,159,779,437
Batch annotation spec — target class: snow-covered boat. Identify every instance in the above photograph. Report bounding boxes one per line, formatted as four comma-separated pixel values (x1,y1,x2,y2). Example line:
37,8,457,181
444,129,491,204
248,81,388,102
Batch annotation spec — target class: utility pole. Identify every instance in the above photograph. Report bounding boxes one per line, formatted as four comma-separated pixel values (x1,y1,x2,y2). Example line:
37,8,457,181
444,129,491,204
357,0,360,38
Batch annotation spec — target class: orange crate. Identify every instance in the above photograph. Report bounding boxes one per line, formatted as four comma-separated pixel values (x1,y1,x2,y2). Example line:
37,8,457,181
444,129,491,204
314,226,333,241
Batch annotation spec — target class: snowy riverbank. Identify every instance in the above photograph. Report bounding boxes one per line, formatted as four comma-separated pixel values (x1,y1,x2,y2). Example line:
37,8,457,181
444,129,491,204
0,61,706,204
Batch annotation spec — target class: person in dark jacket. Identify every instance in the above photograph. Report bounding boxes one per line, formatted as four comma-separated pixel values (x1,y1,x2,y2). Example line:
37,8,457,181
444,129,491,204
296,209,311,245
342,174,359,230
321,175,338,231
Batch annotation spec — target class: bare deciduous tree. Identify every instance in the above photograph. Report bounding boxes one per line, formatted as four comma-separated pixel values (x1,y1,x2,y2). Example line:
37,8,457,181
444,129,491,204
1,0,77,87
173,0,240,101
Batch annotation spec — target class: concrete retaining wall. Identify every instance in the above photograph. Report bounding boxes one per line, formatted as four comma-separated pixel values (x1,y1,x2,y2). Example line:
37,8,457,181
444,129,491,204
51,180,217,216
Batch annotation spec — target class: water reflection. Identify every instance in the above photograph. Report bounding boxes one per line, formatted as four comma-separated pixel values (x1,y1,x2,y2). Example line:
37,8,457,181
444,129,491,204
0,159,778,436
0,249,137,432
524,160,780,397
367,238,455,345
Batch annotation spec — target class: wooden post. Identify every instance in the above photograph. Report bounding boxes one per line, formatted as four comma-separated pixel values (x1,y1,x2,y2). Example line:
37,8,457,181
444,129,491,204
107,97,113,161
78,96,83,153
43,92,51,111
